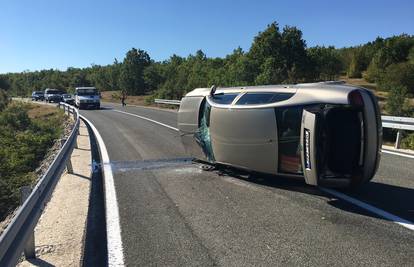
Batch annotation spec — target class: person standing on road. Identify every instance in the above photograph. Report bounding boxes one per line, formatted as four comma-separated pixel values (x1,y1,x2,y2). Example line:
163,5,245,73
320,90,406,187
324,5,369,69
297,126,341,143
121,90,127,107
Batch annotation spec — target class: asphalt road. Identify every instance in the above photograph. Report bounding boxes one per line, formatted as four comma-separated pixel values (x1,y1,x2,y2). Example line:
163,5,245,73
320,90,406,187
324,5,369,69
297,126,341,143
81,102,414,266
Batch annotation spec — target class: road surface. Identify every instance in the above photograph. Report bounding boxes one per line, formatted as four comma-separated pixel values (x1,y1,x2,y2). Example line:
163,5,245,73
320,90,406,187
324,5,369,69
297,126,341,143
81,102,414,266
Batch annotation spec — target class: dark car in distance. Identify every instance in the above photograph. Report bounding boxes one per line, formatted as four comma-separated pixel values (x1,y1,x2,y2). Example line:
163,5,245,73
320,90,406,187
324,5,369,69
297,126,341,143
62,94,75,105
44,88,63,103
31,91,44,101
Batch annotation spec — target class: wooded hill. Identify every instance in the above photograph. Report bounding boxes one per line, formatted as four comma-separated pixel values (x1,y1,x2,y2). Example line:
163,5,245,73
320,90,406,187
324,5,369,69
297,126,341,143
1,22,413,115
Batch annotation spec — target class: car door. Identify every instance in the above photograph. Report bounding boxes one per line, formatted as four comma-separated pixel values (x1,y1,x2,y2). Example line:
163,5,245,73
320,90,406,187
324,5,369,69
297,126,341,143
208,95,278,174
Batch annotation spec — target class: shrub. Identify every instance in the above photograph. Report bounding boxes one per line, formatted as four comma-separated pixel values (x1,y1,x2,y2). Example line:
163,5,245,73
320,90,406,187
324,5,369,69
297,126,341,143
401,133,414,150
0,89,9,111
379,62,414,93
0,103,64,220
385,86,411,116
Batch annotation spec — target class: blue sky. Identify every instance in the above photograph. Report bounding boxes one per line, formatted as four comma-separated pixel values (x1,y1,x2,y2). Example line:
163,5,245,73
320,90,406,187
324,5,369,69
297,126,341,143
1,0,413,73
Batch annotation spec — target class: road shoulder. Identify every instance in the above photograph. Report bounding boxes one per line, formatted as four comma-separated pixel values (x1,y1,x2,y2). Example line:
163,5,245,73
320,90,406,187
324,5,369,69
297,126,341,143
18,120,92,266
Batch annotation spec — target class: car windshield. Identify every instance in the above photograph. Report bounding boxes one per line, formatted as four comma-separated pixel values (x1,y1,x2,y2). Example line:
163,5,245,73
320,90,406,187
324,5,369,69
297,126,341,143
209,93,238,104
275,106,304,174
34,91,43,95
77,89,98,96
63,94,71,98
236,92,294,105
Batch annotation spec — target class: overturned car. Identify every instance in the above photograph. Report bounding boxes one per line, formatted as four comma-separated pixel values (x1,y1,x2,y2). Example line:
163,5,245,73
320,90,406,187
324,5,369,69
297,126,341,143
178,82,382,188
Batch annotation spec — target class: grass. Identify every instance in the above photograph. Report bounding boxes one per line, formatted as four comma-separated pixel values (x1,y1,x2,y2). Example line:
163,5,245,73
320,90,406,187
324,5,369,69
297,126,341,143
27,104,61,119
0,102,66,220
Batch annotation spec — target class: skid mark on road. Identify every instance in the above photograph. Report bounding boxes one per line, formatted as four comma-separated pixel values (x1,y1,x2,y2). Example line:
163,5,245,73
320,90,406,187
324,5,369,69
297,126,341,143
107,157,194,173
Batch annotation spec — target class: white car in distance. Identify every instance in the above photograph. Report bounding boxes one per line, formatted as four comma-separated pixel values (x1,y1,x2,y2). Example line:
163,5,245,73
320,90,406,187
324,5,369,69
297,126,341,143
75,87,100,109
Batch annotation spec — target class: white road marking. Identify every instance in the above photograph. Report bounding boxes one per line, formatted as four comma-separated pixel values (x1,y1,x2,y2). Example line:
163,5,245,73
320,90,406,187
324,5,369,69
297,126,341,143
320,187,414,231
112,109,179,132
110,107,414,232
80,115,125,266
381,149,414,159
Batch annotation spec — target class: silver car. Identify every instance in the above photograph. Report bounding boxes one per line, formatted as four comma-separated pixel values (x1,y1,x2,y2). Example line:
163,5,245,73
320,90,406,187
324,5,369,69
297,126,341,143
178,82,382,188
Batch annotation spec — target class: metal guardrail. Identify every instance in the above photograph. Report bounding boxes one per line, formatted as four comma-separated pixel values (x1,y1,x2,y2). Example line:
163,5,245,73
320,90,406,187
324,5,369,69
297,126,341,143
154,99,181,105
153,99,414,149
0,103,79,266
381,116,414,149
381,116,414,131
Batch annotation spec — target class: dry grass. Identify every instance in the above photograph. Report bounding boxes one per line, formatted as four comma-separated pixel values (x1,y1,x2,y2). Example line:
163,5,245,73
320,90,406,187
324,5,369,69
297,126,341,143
100,91,149,106
27,103,62,119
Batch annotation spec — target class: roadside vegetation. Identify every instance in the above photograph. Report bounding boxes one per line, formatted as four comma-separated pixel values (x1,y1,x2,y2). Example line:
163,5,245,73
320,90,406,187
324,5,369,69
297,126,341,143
0,90,66,221
0,21,413,148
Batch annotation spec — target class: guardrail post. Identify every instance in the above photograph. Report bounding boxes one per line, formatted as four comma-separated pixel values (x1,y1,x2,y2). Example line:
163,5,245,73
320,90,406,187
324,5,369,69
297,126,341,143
61,139,73,174
395,130,403,149
74,126,79,149
20,186,36,260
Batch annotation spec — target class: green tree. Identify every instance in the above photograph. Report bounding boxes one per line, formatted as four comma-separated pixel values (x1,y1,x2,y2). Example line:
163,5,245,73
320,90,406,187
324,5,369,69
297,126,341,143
143,62,165,91
307,46,343,81
119,48,151,95
379,62,414,93
248,22,285,84
386,85,411,116
408,46,414,64
347,48,366,78
0,89,9,111
281,26,309,83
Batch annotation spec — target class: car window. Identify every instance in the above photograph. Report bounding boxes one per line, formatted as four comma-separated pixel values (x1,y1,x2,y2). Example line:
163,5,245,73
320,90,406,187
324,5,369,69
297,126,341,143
77,89,98,96
209,93,238,105
275,106,304,174
236,92,293,105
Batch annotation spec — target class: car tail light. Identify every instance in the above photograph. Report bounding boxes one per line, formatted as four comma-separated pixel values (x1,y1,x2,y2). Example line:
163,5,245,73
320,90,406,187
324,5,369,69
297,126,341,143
348,90,364,107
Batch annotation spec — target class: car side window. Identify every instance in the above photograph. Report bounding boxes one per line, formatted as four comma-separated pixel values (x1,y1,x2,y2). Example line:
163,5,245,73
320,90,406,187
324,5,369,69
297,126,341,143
210,93,239,105
236,92,294,105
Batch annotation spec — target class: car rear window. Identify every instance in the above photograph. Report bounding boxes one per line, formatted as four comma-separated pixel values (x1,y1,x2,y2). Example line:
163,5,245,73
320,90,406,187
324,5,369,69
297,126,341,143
236,92,293,105
210,93,238,104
